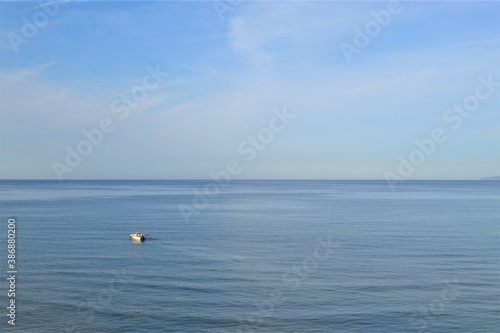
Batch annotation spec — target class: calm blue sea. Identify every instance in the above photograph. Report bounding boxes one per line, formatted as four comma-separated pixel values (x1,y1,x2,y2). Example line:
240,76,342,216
0,180,499,332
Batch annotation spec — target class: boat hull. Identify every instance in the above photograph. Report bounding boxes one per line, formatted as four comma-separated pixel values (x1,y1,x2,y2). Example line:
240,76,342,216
130,234,145,241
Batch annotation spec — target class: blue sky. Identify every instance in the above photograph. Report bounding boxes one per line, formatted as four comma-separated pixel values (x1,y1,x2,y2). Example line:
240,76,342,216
0,0,499,180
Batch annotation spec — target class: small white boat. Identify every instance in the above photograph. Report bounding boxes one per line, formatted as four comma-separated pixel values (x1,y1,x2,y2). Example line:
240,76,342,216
130,233,145,241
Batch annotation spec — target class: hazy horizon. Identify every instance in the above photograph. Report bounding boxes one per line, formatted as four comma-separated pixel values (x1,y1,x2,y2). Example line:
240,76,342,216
1,177,499,181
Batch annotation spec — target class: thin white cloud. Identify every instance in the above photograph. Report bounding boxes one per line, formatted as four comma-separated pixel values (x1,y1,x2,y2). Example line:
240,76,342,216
226,1,374,66
2,60,59,81
1,68,104,128
227,2,317,65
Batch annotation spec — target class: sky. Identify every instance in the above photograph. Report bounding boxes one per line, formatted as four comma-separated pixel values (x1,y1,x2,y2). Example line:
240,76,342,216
0,0,499,180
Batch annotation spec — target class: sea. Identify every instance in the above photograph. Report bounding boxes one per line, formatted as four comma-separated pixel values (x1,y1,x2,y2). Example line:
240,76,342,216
0,180,498,333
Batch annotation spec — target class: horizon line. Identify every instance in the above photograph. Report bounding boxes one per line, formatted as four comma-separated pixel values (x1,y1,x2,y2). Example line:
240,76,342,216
1,178,498,182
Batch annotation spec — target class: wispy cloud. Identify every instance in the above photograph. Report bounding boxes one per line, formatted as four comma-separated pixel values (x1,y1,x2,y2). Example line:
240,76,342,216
2,60,59,80
227,2,321,65
226,1,374,67
1,64,104,127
